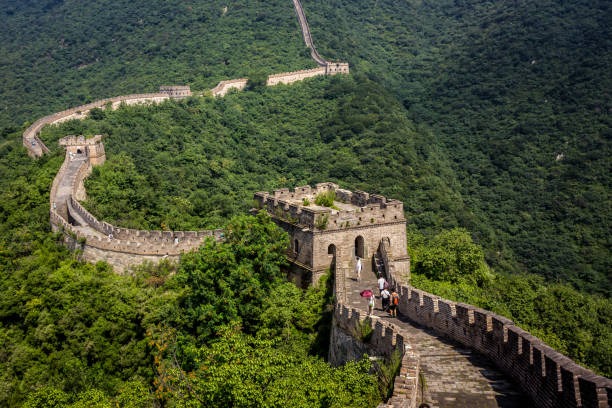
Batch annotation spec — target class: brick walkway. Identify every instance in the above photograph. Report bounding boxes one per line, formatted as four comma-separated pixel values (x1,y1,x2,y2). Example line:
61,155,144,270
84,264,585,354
345,266,534,408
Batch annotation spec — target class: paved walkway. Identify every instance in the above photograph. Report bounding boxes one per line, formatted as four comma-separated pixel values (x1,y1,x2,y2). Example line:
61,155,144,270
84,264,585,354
345,265,534,408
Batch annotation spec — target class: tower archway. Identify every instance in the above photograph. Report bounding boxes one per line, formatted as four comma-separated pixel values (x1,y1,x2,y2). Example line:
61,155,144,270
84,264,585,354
355,236,365,259
328,244,337,273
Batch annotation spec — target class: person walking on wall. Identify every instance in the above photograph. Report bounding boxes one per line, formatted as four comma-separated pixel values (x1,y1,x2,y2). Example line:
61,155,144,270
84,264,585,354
389,289,400,317
355,257,362,282
368,292,375,316
381,287,391,312
377,275,387,296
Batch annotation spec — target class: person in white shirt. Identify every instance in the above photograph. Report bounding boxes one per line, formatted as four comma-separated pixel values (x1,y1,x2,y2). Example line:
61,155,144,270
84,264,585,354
355,257,362,282
377,276,387,295
380,288,391,312
368,293,375,316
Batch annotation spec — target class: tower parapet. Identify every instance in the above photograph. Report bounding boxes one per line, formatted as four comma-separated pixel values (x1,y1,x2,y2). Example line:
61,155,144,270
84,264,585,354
254,182,404,231
254,183,408,286
59,135,106,165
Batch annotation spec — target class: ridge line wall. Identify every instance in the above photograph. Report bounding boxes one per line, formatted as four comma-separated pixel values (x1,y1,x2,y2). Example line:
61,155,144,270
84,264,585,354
49,148,223,270
379,241,612,408
23,93,170,157
291,0,327,65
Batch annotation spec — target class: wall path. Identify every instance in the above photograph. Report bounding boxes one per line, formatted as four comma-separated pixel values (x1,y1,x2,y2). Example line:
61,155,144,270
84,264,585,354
378,241,612,408
291,0,327,66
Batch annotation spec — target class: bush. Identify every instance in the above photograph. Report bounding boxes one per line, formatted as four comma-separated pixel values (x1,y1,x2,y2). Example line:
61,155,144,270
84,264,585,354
314,190,336,207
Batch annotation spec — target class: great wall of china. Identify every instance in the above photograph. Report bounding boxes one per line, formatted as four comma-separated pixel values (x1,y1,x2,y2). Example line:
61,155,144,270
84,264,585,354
19,0,611,406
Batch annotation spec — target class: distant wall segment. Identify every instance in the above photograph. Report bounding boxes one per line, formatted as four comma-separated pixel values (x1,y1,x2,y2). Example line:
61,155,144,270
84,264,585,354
48,135,222,272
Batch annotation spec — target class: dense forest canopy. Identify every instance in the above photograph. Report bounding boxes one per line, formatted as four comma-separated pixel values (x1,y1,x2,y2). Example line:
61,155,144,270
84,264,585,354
0,0,313,126
34,77,612,377
2,0,609,294
305,0,612,294
0,0,611,404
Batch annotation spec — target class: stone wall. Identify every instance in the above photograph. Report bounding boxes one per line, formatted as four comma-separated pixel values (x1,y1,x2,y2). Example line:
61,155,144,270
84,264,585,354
266,67,327,86
379,241,612,408
210,78,248,97
291,0,327,66
47,138,224,272
23,93,170,158
330,266,420,408
254,183,405,231
159,85,191,98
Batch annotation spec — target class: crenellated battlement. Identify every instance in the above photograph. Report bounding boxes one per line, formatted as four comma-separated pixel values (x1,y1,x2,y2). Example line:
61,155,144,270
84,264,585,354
254,183,405,231
159,85,191,99
330,266,419,407
378,240,612,408
47,135,224,271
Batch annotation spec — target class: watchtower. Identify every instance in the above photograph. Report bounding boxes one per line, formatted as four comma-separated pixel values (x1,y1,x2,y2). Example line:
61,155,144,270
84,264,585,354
58,134,106,165
254,182,410,286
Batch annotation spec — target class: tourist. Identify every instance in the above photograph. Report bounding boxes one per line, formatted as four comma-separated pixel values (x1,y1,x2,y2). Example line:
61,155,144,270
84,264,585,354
355,257,362,282
389,289,399,317
377,275,387,296
381,287,390,312
368,292,375,316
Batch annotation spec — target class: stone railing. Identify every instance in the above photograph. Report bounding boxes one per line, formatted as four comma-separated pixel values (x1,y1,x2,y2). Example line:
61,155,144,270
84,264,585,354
210,78,248,97
255,183,405,231
266,67,327,86
378,241,612,408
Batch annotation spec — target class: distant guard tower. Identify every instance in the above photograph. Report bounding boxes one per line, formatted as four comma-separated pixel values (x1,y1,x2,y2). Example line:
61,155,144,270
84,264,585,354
254,182,410,286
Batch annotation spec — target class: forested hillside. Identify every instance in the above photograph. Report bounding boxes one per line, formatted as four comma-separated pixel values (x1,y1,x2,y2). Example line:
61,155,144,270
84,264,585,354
2,0,609,293
305,0,612,294
0,132,384,406
0,0,313,126
0,0,611,403
36,77,612,377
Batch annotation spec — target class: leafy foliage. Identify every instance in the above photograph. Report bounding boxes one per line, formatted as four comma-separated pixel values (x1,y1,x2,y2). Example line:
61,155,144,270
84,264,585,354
175,212,289,341
314,190,336,207
304,0,612,294
152,326,380,408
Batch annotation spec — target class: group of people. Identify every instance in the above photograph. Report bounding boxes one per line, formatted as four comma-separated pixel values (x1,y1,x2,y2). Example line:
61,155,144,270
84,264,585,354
356,257,399,318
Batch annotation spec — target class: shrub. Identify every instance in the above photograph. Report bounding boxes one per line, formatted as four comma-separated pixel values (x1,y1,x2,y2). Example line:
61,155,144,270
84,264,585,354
315,190,336,207
315,214,329,230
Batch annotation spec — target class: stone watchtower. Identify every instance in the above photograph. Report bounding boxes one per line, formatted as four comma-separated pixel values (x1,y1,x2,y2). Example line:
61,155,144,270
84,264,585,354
254,182,410,286
58,134,106,165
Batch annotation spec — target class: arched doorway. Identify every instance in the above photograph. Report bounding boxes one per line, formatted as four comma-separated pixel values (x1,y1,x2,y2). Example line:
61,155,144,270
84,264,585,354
328,244,336,272
355,236,365,259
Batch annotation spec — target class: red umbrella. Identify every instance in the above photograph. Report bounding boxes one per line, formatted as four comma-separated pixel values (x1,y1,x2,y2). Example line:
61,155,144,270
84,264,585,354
360,290,373,298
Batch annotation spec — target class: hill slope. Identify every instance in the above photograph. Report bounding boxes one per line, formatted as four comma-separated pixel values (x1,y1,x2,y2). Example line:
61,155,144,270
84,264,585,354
1,0,610,293
305,0,612,294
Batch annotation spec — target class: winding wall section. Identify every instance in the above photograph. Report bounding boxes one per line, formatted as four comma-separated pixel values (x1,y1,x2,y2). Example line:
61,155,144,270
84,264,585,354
378,241,612,408
49,146,222,272
291,0,327,66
